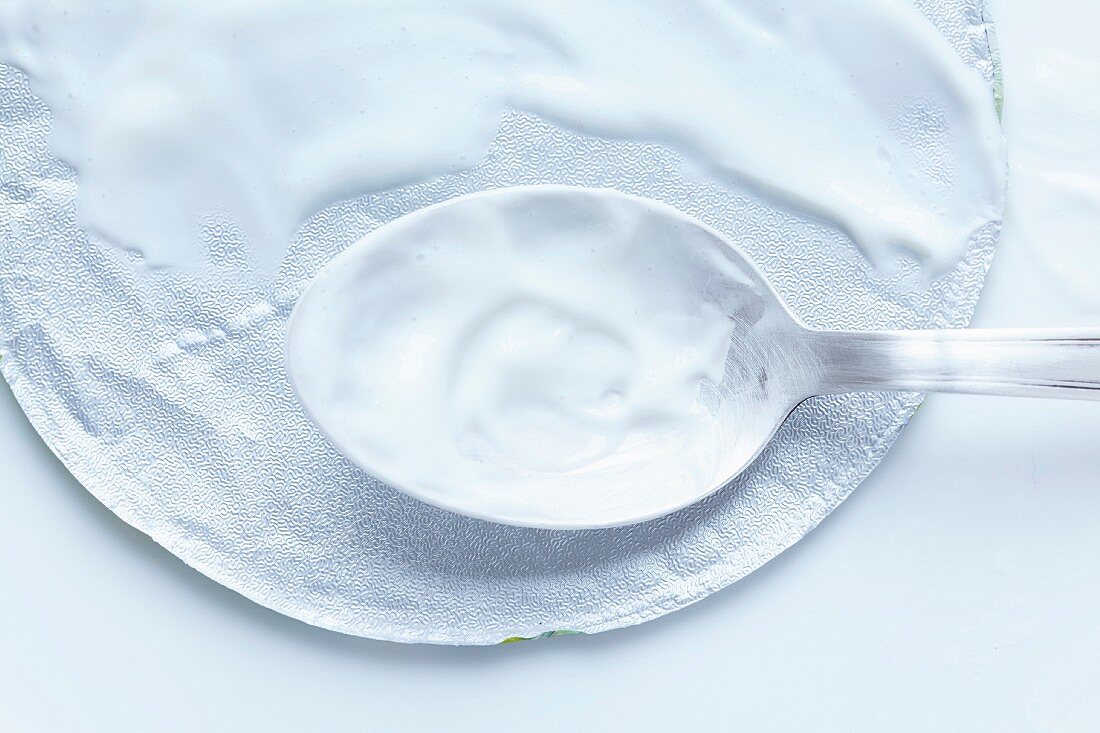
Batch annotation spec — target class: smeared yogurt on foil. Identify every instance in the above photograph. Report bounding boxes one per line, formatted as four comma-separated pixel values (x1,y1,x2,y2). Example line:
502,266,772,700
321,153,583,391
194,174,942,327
991,0,1100,313
0,0,1004,274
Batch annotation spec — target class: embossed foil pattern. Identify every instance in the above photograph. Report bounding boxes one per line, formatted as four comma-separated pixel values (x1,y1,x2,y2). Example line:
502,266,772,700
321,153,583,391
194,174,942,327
0,1,1000,643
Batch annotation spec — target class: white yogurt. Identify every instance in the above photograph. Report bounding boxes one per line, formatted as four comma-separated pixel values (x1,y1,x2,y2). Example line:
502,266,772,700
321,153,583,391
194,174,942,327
287,187,781,526
989,0,1100,313
0,0,1004,273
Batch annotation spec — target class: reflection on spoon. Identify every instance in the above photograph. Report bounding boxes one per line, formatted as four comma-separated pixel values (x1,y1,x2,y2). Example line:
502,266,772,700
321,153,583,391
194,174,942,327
287,186,1100,529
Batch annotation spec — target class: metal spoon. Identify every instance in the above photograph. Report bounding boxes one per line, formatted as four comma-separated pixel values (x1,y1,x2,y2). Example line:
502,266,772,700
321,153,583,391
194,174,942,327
289,185,1099,529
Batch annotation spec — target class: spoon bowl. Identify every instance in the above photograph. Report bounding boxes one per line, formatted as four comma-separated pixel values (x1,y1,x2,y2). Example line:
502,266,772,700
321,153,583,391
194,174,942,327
287,185,1100,529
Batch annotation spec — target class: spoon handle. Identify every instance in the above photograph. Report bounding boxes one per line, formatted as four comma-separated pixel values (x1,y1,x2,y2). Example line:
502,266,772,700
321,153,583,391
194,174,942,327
810,328,1100,400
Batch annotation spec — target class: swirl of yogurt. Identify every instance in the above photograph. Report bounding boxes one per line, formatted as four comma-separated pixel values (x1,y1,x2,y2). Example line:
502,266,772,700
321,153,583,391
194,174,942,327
287,187,772,526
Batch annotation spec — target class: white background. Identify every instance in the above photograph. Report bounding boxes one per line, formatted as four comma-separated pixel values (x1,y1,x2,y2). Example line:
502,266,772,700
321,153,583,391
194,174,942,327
3,1,1100,729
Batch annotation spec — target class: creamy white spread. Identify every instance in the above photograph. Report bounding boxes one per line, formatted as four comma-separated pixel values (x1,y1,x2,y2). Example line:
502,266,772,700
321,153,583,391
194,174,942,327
0,0,1004,273
287,187,778,525
993,0,1100,313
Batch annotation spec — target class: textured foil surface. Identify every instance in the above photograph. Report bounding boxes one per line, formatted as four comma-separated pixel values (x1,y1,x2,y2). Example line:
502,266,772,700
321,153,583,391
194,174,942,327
0,1,1001,644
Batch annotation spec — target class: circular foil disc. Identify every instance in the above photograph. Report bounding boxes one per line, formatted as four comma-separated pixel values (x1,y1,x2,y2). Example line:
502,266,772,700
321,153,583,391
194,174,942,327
0,0,1002,643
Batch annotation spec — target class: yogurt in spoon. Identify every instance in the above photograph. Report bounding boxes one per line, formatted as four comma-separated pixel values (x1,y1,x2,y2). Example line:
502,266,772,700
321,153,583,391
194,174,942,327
288,187,796,527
